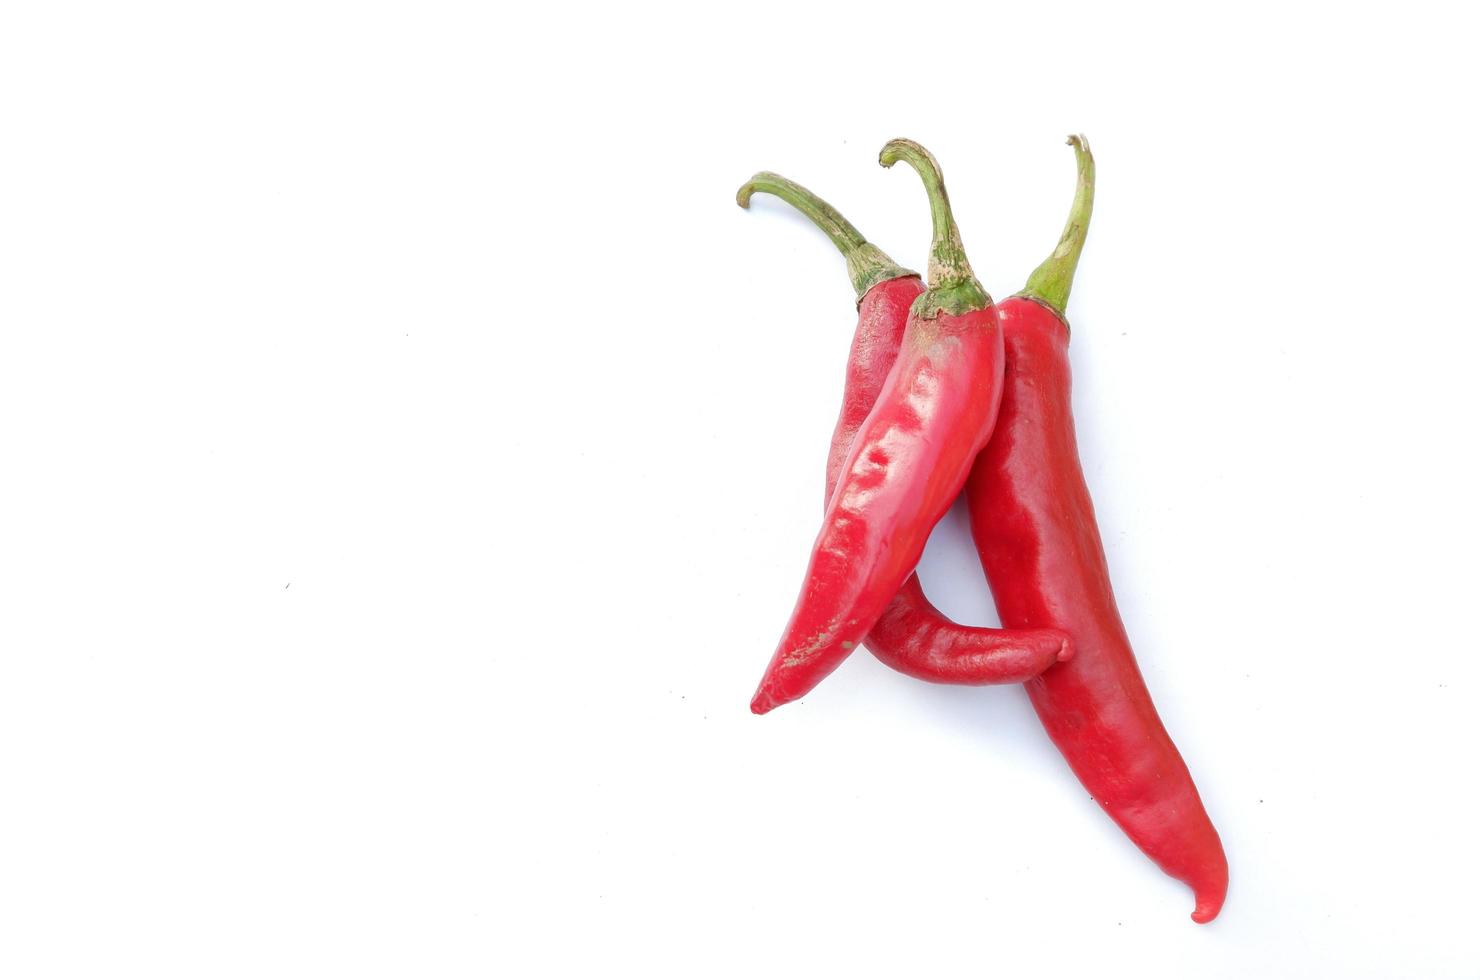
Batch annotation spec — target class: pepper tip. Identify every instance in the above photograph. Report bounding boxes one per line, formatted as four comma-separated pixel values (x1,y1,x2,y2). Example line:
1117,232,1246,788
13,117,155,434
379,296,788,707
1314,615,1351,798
1190,890,1224,924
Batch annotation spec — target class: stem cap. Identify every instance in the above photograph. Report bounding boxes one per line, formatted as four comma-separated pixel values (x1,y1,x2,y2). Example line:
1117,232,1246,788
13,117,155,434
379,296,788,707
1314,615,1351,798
737,171,917,302
1016,134,1096,318
879,139,991,319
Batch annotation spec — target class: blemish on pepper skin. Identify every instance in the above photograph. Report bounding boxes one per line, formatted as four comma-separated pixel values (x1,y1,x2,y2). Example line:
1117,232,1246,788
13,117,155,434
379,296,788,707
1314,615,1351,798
841,641,855,650
781,632,828,668
781,622,846,668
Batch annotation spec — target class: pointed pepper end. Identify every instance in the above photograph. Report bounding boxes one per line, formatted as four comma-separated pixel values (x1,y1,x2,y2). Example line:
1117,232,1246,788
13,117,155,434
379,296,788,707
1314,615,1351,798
1190,889,1225,924
750,682,782,715
750,672,799,714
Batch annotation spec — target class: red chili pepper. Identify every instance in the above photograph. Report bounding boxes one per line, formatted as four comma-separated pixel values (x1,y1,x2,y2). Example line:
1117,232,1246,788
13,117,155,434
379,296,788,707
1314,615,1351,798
737,174,1072,688
747,140,1017,715
866,137,1229,923
736,171,926,501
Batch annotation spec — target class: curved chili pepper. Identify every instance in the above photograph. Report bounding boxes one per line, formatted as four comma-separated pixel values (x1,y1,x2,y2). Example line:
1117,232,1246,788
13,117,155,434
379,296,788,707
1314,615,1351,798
865,137,1229,923
748,140,1013,715
736,171,925,500
737,173,1072,686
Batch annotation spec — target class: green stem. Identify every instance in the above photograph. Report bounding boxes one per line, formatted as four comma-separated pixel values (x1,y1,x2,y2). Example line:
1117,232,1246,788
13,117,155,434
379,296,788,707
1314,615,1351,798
1017,134,1096,318
879,139,990,319
737,172,917,302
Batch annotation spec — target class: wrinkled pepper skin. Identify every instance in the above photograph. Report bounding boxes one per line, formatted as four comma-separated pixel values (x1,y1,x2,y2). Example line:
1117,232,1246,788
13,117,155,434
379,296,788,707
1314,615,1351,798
967,296,1228,922
822,275,925,499
827,276,1072,683
751,302,1007,714
868,575,1070,684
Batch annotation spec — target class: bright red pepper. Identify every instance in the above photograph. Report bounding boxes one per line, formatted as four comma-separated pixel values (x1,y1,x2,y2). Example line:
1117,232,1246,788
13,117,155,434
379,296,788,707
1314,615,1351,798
747,140,1017,714
865,137,1229,923
736,170,926,503
736,174,1072,689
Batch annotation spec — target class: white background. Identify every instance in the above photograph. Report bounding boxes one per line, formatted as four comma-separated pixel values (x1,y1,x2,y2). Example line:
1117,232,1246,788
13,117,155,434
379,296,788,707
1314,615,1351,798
3,2,1477,977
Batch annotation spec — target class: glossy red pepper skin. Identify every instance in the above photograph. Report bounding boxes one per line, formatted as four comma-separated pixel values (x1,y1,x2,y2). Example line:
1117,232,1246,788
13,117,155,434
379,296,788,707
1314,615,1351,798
861,137,1227,922
861,297,1228,920
967,296,1228,922
827,277,1072,682
822,275,925,501
744,138,1225,921
738,163,1073,698
867,574,1070,684
750,140,1066,714
751,301,1007,714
